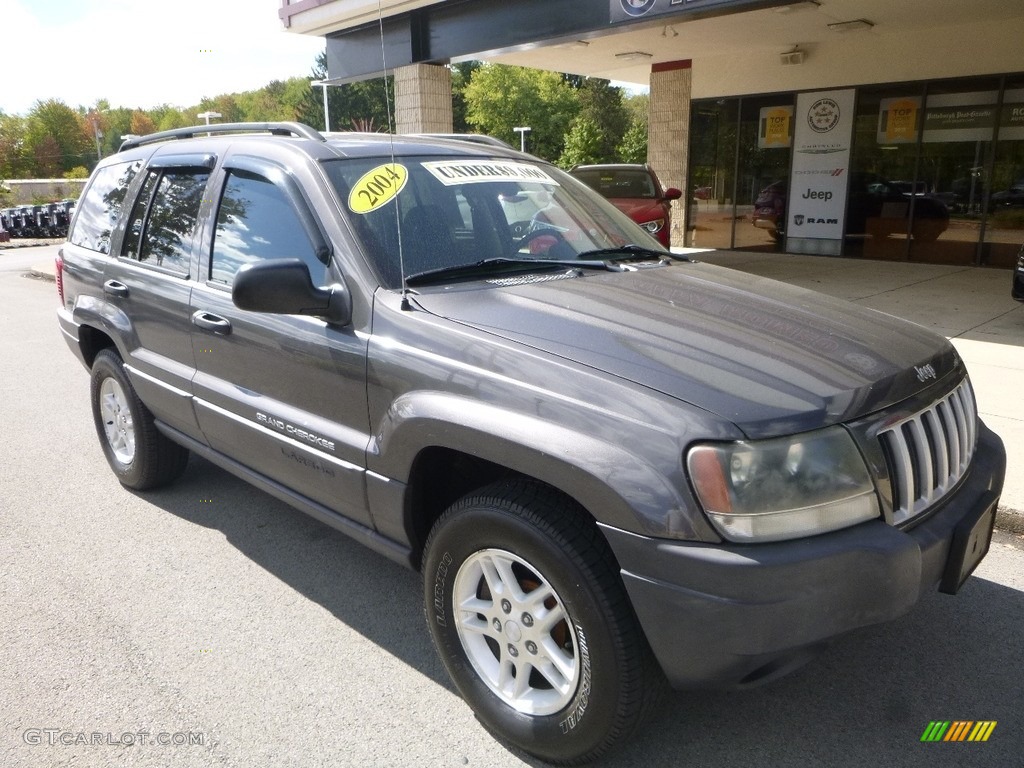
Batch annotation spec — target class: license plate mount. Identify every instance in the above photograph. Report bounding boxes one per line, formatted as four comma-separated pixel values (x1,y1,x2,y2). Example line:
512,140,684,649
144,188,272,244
939,493,998,595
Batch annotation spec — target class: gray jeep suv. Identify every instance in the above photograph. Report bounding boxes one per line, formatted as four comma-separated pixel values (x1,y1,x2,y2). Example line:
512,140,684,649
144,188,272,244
57,122,1005,765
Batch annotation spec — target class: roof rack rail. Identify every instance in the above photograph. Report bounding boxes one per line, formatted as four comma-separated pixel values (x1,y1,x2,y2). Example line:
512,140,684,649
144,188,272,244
118,122,324,152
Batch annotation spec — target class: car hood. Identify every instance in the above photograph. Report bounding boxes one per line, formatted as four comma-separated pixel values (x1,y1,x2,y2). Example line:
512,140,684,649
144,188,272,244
414,261,960,438
606,198,664,221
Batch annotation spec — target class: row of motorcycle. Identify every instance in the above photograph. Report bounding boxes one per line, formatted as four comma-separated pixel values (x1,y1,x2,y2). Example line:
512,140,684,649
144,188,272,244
0,200,77,240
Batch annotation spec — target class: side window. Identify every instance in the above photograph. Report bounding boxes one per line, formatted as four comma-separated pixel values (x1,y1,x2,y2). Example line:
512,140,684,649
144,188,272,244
210,170,323,286
121,169,209,274
69,160,141,253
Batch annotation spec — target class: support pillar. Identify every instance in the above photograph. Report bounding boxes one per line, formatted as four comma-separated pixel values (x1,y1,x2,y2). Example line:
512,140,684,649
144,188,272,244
648,61,692,249
394,63,453,134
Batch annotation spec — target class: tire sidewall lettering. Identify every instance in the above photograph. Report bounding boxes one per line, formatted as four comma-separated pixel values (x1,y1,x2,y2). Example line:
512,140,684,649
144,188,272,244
432,551,453,627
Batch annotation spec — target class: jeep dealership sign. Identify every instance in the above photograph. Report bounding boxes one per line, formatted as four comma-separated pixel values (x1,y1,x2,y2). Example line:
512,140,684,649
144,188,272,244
787,89,855,254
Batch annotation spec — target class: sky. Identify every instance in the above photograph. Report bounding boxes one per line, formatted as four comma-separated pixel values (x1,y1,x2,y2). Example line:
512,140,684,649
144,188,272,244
1,0,326,116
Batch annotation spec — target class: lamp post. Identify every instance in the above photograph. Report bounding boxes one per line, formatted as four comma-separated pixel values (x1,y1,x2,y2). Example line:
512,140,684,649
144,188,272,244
312,80,330,132
197,111,222,125
513,126,531,152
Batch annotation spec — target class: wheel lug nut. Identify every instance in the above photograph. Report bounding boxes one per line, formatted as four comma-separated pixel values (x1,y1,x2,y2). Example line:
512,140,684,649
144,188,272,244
521,613,534,627
526,641,538,655
501,599,512,614
507,644,519,658
492,618,502,632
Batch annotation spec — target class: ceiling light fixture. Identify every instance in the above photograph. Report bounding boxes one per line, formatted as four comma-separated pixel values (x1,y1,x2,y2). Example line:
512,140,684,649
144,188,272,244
615,51,654,61
779,46,806,65
774,0,820,12
827,18,875,32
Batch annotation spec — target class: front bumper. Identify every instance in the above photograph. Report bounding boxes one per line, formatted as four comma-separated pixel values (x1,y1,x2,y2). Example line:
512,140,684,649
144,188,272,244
601,422,1005,689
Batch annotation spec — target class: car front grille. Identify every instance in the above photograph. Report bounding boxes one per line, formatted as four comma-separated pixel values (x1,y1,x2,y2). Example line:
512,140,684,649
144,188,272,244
879,378,977,525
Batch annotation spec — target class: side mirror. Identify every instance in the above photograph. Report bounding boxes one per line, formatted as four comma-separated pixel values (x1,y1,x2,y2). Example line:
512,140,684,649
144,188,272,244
663,187,683,201
232,258,352,326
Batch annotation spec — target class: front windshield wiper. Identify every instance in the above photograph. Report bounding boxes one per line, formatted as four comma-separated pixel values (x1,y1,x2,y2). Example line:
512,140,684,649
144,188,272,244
574,243,684,262
405,257,626,286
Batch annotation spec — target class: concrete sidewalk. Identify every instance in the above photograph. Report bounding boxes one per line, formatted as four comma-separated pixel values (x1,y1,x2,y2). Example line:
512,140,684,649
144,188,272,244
23,244,1024,532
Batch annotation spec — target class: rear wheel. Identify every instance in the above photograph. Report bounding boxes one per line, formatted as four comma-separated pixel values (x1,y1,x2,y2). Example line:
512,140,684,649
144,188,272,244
423,480,663,765
912,219,945,242
90,349,189,490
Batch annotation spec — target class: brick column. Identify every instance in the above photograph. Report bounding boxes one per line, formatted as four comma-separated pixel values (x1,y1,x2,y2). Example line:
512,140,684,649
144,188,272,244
394,63,453,134
648,61,692,248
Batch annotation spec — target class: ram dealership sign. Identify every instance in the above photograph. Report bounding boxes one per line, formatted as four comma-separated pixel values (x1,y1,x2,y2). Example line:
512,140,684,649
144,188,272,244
786,89,856,255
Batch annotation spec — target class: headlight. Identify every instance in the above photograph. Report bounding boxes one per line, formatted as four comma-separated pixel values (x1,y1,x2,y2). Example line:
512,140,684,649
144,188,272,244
641,218,665,234
686,426,879,543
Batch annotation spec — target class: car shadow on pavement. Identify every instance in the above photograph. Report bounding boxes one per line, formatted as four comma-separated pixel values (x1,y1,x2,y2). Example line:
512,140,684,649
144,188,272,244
143,455,1023,768
140,454,452,689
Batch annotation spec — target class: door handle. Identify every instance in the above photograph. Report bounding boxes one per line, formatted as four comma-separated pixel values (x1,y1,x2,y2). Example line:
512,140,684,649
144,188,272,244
103,280,128,298
191,310,232,335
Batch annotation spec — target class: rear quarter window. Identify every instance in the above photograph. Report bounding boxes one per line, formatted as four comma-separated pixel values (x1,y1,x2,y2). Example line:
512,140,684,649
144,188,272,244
69,160,141,253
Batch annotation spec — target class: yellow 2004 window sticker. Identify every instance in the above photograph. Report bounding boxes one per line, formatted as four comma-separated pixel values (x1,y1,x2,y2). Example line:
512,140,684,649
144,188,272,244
348,163,409,214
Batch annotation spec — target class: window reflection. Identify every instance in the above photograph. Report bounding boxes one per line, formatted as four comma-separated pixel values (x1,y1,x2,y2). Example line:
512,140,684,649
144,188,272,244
122,169,208,274
69,160,140,254
210,171,321,286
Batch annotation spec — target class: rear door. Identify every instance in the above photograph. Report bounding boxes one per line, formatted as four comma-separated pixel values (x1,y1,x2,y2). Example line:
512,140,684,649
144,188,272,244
188,155,373,527
101,154,215,441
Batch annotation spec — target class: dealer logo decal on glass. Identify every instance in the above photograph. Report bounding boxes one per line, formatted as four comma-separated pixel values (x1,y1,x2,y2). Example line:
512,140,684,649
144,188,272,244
807,98,841,133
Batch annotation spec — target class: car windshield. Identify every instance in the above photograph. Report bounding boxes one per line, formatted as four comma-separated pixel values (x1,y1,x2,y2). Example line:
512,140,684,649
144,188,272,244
323,156,663,288
571,168,657,199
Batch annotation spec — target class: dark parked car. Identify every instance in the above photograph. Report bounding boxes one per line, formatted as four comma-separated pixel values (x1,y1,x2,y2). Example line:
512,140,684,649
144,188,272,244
752,172,950,242
569,163,682,247
58,123,1004,765
990,181,1024,213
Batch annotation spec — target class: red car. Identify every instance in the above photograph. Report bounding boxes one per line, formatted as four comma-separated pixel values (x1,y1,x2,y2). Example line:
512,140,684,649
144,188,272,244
569,164,682,247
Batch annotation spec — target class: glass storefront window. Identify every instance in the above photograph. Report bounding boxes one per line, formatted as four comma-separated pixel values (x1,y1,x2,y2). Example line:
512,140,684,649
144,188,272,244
984,80,1024,267
908,78,1000,265
847,85,926,260
734,96,794,251
688,99,738,249
691,75,1023,266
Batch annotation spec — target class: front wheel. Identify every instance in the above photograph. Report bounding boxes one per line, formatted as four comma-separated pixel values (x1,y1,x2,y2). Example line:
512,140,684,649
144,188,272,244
422,480,663,765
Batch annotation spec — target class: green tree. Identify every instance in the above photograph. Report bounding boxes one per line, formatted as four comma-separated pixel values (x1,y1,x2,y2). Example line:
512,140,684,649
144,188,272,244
151,106,190,132
464,64,579,160
25,99,92,176
576,79,629,161
559,116,605,168
617,93,649,163
297,51,395,132
617,120,648,163
0,113,31,178
197,94,243,124
451,61,481,133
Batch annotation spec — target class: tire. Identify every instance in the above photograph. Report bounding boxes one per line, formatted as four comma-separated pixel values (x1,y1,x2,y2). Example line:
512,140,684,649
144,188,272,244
912,220,944,243
422,479,663,765
90,349,189,490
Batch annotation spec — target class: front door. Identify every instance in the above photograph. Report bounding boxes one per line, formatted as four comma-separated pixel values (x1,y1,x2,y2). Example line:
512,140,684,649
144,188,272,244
188,161,373,527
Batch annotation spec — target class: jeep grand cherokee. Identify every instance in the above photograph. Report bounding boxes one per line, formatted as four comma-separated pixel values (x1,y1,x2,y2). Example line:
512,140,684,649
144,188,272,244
57,122,1005,765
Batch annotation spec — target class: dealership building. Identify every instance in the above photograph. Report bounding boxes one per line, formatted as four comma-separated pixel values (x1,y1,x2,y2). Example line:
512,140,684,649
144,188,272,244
280,0,1024,267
